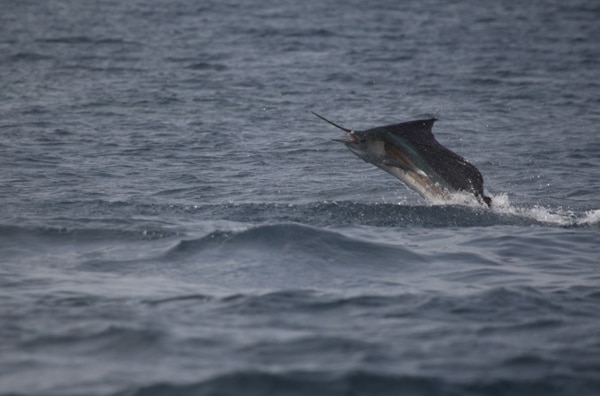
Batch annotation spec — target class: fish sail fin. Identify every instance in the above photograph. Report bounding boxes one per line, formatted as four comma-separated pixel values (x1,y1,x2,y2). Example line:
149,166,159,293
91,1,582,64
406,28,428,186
374,118,440,147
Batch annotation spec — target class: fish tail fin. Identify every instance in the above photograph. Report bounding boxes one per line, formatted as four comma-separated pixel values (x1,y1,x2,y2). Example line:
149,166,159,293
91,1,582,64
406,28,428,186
482,195,492,208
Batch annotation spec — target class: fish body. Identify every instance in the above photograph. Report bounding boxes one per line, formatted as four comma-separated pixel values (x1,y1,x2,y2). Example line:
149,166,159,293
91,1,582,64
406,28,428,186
313,113,491,207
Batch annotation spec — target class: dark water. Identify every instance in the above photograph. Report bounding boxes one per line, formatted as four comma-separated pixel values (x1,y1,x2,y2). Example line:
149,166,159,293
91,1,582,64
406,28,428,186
2,1,600,395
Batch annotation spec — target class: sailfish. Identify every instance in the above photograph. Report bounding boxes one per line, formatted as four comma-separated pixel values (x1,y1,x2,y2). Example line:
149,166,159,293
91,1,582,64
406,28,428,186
313,112,492,207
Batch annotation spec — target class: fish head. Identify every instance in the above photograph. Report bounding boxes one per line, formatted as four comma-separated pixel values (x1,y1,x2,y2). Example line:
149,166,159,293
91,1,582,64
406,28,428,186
333,130,384,162
311,111,387,164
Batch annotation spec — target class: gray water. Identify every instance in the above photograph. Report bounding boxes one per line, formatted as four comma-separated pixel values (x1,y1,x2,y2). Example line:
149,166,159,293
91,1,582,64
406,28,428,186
1,1,600,395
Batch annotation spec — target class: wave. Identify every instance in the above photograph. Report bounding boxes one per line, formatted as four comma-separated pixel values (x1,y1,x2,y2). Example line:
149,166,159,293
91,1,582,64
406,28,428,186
186,200,600,228
6,52,55,62
2,199,596,265
36,36,131,45
114,370,598,396
145,285,598,319
0,223,177,243
5,197,597,239
162,223,424,267
114,371,449,396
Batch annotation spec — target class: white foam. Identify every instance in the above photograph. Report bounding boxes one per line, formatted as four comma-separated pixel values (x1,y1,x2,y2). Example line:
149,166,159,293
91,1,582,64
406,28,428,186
442,191,488,208
488,193,600,227
580,209,600,226
396,190,599,227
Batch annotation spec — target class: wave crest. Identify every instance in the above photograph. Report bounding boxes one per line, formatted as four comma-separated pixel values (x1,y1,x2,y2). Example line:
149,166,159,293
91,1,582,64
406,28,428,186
164,223,424,266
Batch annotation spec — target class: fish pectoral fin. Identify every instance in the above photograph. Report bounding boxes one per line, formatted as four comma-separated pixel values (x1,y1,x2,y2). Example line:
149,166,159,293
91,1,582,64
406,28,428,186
382,159,427,176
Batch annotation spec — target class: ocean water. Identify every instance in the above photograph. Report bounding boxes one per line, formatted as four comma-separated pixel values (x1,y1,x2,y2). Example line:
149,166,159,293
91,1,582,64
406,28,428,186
1,0,600,395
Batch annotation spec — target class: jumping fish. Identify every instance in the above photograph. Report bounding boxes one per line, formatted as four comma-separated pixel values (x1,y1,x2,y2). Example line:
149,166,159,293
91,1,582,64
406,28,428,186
313,112,492,207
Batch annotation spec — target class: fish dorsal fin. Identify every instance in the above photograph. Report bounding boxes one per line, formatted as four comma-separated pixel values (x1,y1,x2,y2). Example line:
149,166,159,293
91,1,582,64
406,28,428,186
377,118,439,147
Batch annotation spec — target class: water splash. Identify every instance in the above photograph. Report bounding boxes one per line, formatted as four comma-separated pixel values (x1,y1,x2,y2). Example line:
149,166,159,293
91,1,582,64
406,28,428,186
488,193,599,227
